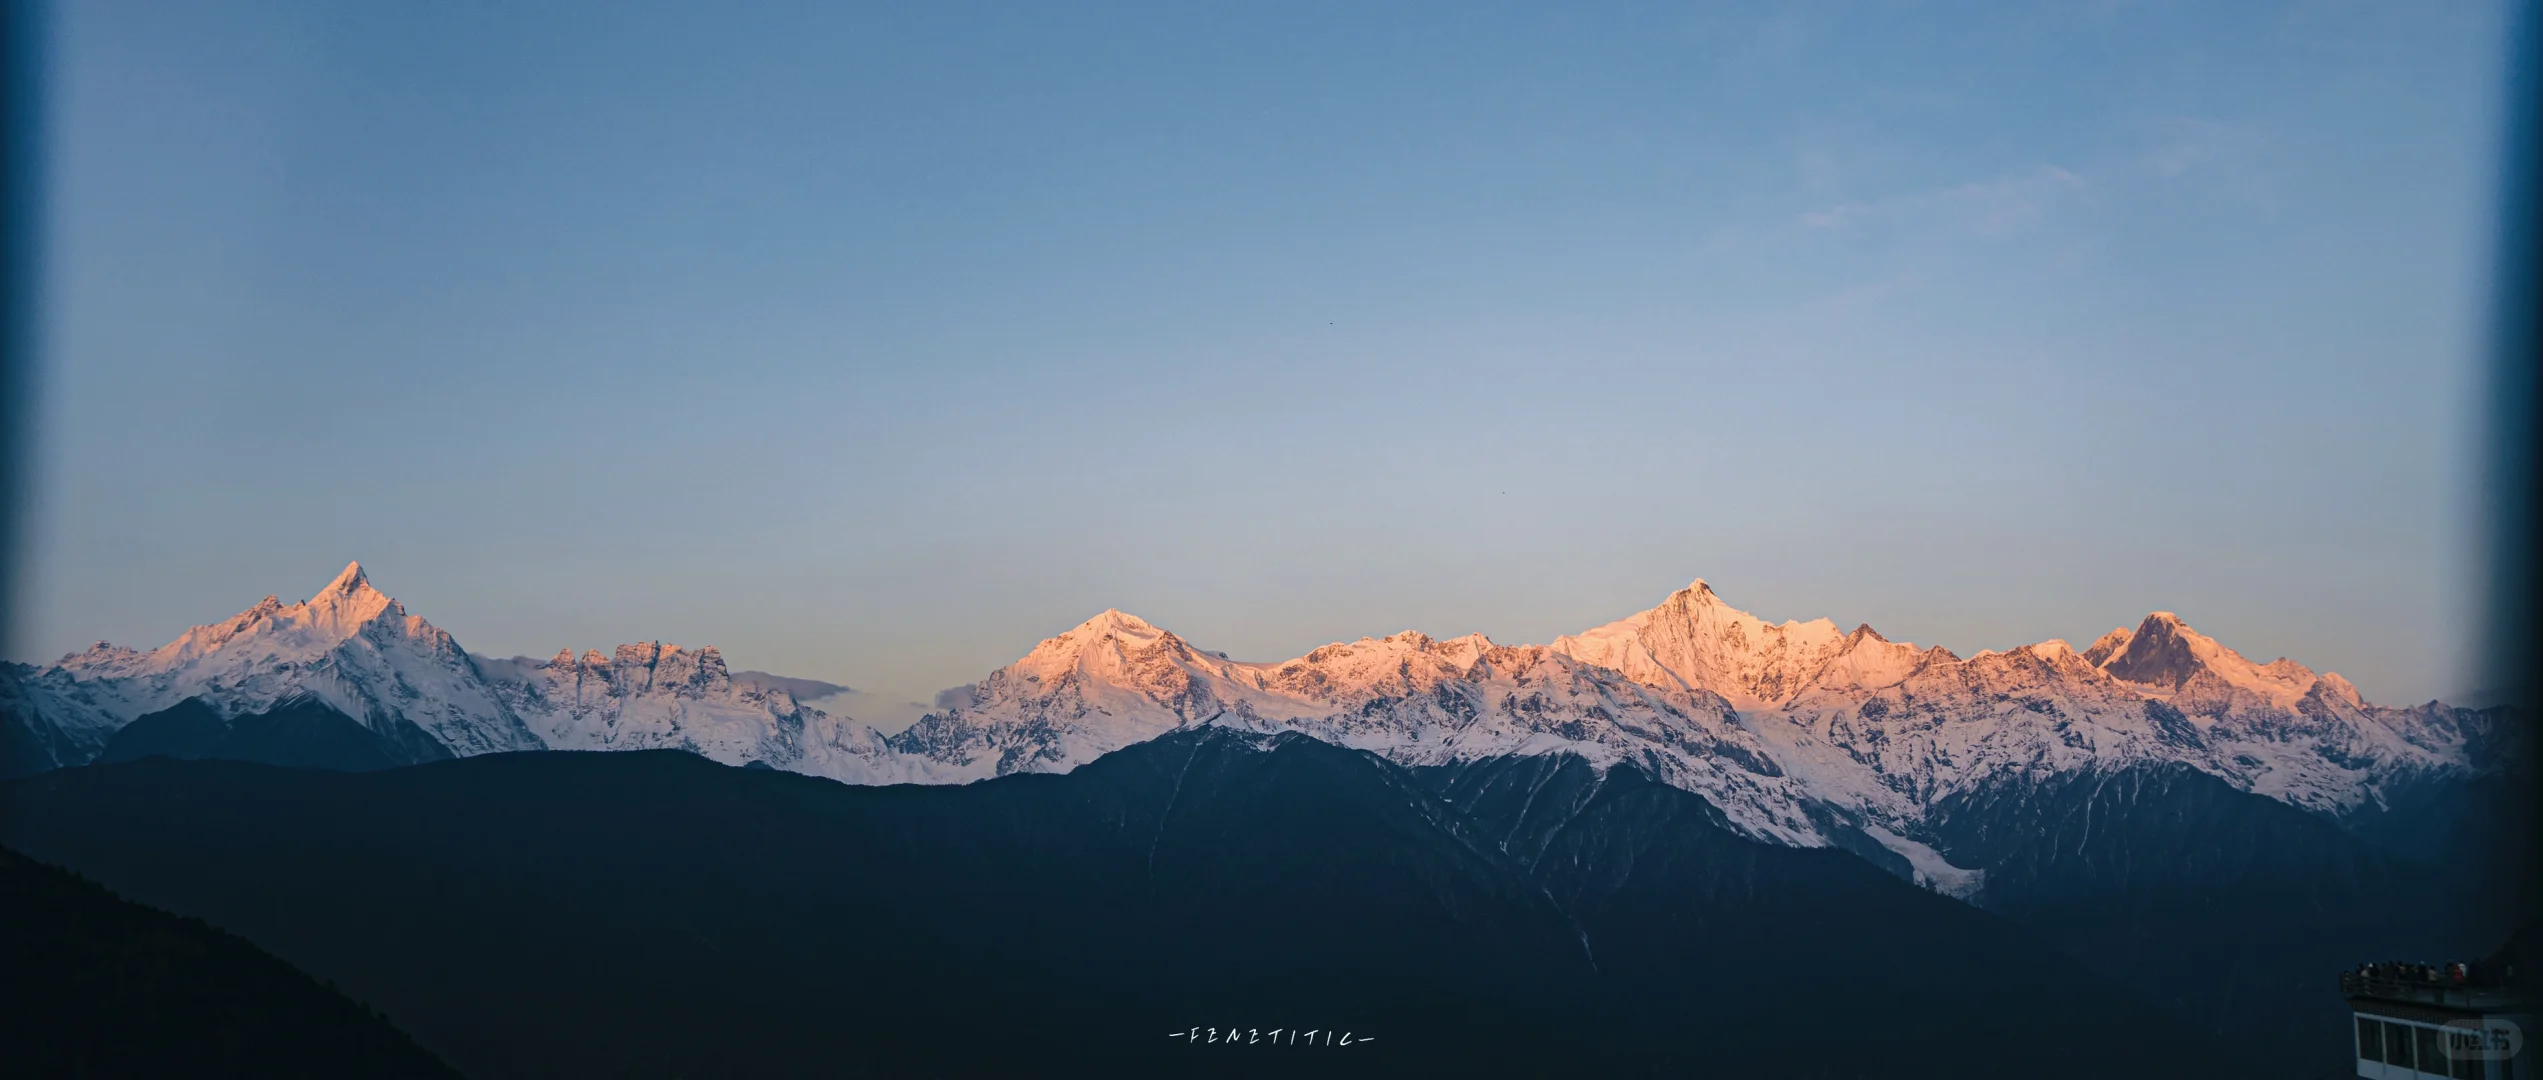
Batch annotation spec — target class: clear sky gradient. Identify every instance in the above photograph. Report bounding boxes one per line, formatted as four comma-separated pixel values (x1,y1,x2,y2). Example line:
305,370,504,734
15,0,2517,706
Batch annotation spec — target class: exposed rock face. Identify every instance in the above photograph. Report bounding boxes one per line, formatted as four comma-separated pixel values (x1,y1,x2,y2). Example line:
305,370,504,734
890,579,2499,878
15,562,543,764
887,613,1826,839
9,562,2505,876
1550,580,1849,707
483,639,906,783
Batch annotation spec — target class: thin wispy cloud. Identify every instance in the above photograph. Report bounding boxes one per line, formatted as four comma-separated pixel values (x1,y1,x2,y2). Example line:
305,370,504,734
1799,165,2087,236
2138,116,2279,213
35,0,2491,707
1795,118,2274,243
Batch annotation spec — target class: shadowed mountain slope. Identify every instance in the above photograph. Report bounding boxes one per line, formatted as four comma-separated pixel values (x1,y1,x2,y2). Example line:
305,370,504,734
0,843,459,1078
2,730,2249,1077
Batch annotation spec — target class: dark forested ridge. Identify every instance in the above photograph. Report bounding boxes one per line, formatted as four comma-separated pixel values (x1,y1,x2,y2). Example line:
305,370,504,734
0,842,459,1078
1,730,2258,1078
1412,753,2290,1074
1928,763,2483,1075
95,695,422,772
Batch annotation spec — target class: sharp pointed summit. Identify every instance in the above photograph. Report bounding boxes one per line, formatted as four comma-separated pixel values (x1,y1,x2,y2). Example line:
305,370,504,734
300,560,399,635
2100,612,2207,689
22,560,544,765
1550,579,1845,706
322,560,372,597
2096,610,2319,709
3,561,2498,873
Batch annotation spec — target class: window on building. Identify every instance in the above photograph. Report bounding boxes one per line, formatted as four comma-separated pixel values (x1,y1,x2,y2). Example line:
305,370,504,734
2358,1016,2384,1061
2418,1025,2448,1074
2387,1022,2415,1067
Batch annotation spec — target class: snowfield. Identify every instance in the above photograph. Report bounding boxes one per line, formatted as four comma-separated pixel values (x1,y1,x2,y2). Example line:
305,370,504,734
8,563,2501,883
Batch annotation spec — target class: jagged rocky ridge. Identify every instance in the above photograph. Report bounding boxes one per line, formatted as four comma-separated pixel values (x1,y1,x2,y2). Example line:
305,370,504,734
473,641,906,782
889,580,2503,880
4,563,545,768
1,564,2507,882
0,563,899,782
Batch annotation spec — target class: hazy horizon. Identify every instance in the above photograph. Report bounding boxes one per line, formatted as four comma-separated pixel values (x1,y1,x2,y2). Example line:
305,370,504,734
14,1,2517,705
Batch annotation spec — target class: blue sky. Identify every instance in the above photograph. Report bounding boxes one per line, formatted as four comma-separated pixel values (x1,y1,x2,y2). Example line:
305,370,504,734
15,0,2516,705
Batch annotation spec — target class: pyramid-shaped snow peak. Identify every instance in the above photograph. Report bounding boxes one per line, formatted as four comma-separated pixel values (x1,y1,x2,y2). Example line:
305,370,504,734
2098,612,2204,688
7,564,2496,864
35,560,544,760
298,560,398,637
324,560,371,595
2096,611,2317,708
1548,579,1847,706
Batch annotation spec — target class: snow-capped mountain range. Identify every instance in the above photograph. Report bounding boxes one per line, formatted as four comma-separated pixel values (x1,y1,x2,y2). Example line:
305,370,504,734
1,562,2505,886
10,563,547,764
